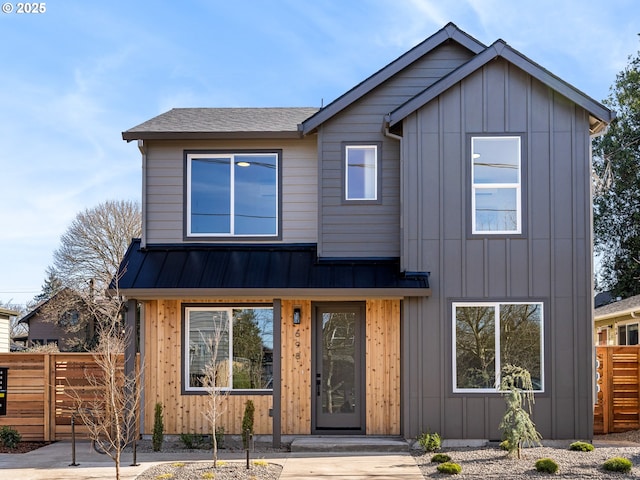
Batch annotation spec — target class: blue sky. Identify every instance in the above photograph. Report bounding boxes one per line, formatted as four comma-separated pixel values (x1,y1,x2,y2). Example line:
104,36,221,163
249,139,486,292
0,0,638,308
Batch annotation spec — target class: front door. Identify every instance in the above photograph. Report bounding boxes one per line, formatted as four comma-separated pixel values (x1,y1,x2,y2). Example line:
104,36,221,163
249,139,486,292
312,303,365,433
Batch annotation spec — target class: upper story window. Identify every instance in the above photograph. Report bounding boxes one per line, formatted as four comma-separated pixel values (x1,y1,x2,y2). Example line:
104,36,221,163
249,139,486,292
471,136,521,234
184,305,274,393
186,151,280,238
453,302,543,393
345,144,378,201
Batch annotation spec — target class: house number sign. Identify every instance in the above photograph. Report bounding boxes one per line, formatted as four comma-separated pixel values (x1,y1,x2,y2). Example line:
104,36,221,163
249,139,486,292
294,328,301,360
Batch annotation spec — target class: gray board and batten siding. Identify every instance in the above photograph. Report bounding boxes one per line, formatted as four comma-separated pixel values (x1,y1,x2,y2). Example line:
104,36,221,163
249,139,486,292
398,57,598,440
314,41,477,258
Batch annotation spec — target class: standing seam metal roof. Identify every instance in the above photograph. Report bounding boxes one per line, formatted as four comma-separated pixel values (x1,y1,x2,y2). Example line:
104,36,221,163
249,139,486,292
114,240,429,295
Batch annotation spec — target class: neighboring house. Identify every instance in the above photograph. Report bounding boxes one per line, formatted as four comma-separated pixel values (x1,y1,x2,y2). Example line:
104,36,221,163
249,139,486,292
117,23,614,442
0,308,19,353
18,289,95,351
594,295,640,346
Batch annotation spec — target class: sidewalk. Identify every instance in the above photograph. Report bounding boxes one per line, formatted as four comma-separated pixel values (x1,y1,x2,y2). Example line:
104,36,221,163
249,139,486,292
0,441,424,480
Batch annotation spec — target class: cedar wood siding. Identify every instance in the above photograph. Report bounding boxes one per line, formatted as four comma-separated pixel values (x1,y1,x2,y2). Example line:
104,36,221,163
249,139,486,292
143,137,318,244
400,58,594,440
139,298,400,436
317,42,475,258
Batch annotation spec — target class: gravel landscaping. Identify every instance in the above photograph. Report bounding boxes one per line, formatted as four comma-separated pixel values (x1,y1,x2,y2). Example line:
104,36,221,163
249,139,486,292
413,444,640,478
136,460,282,480
132,433,640,479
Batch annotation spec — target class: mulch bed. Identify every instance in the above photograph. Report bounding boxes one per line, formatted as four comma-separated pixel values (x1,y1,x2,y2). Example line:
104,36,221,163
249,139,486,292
0,441,53,454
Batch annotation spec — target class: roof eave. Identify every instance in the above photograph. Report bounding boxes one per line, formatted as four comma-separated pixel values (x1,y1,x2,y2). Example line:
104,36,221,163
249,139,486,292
387,40,615,129
301,22,486,135
117,287,431,300
595,308,640,322
122,130,304,142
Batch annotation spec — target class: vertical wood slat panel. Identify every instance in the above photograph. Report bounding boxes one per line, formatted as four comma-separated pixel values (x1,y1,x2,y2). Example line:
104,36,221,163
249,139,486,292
366,299,400,435
280,300,312,434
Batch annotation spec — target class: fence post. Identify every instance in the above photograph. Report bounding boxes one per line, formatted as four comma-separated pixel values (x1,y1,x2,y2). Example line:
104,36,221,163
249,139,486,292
69,412,79,466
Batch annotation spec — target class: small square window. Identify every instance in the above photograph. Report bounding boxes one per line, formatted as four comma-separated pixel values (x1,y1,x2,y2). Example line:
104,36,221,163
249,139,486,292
345,145,378,201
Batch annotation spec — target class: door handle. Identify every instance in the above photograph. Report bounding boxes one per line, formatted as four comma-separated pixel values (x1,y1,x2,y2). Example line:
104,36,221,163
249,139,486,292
316,373,321,396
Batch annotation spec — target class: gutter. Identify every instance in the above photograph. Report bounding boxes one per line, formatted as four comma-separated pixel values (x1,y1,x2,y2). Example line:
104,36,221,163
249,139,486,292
595,307,640,322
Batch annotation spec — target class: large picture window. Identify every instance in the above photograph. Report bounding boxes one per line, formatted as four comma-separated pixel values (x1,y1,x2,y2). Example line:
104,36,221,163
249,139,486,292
184,306,274,392
345,145,378,201
453,302,543,392
471,136,521,234
186,152,279,237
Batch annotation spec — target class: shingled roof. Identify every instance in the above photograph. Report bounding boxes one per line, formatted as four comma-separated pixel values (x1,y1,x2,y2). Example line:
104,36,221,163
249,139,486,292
594,294,640,320
122,107,319,141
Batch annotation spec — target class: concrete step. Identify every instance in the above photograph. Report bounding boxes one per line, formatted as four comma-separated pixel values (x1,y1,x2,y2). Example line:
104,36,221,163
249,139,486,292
289,436,410,453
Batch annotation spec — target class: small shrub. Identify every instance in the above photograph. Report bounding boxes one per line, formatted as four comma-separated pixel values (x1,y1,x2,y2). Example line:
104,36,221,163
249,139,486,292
180,433,209,449
437,462,462,474
155,474,173,480
417,431,441,452
603,457,632,473
201,473,215,479
0,426,21,449
431,453,451,463
152,402,164,452
569,441,594,452
242,400,255,449
171,462,185,468
535,458,559,474
253,460,269,467
499,439,511,451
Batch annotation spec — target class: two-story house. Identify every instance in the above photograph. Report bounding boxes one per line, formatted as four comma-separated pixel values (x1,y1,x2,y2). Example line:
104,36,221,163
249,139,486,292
117,23,614,443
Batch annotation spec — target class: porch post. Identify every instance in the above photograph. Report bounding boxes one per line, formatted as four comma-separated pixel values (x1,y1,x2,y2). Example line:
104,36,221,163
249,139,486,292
272,299,282,448
124,299,137,379
124,298,138,440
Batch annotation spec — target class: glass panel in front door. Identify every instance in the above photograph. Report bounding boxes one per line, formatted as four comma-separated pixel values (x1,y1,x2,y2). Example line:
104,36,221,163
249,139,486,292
322,312,356,414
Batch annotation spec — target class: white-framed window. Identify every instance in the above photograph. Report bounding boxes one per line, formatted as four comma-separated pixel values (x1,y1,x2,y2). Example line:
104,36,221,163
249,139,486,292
471,136,521,234
186,152,279,237
184,306,274,392
453,302,543,392
618,323,639,345
345,145,378,201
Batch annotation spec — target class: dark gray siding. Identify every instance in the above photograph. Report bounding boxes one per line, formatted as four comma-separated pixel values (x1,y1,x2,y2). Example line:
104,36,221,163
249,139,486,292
143,138,318,244
401,59,594,440
317,43,475,258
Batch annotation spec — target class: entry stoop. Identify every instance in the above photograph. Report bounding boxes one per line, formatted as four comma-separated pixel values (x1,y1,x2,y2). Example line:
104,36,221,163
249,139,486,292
289,436,410,453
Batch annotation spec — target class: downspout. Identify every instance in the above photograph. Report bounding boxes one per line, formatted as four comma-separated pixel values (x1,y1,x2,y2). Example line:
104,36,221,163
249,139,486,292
383,115,404,266
137,139,147,249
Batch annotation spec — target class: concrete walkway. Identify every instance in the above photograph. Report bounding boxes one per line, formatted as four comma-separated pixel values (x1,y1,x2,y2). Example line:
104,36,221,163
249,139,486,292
0,441,424,480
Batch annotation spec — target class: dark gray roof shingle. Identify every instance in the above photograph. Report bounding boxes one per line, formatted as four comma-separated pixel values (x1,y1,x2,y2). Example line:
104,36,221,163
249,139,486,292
123,107,319,141
595,294,640,318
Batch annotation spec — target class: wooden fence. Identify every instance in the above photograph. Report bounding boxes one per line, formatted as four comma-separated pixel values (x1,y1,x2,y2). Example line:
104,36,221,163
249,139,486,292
3,349,639,440
0,353,125,441
594,346,640,434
